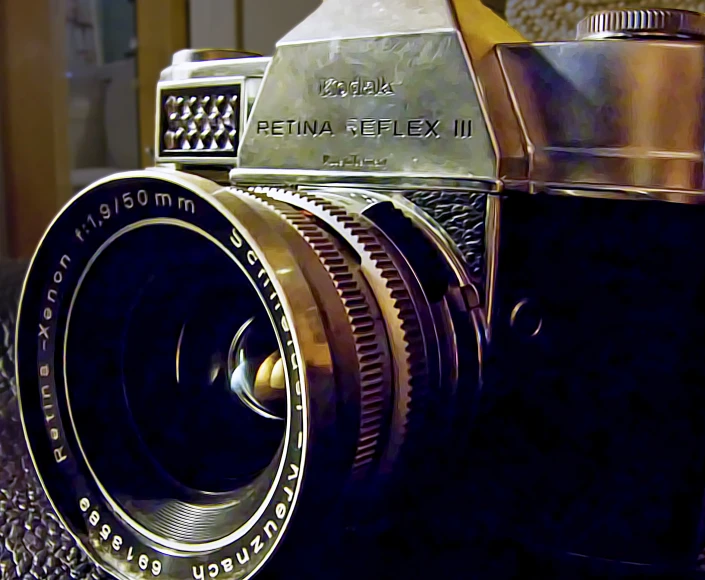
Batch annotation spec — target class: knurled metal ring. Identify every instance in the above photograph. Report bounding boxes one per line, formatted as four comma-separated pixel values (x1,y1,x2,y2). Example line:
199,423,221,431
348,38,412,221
577,9,705,40
249,187,429,474
236,188,392,473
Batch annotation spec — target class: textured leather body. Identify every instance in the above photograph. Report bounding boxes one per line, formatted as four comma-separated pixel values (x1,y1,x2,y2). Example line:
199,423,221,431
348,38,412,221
0,261,107,580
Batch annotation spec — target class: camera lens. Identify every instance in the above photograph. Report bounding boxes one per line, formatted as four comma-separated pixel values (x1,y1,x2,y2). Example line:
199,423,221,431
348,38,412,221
16,174,465,579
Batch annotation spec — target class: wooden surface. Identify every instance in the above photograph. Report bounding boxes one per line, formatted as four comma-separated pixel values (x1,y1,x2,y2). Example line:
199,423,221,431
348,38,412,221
136,0,189,168
0,0,71,258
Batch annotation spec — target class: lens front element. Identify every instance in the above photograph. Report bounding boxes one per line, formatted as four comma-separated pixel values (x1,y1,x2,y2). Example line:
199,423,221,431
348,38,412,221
67,222,286,504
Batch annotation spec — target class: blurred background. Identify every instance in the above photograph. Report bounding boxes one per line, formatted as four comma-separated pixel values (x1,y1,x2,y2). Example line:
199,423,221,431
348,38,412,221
0,0,327,259
0,0,700,259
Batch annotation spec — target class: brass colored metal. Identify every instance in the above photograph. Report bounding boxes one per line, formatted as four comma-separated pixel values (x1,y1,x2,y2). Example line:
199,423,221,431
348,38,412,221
449,0,526,60
258,187,430,475
254,352,286,394
239,187,394,474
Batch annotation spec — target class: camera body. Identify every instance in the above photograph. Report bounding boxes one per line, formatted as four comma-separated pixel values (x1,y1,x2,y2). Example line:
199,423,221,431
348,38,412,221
13,1,705,579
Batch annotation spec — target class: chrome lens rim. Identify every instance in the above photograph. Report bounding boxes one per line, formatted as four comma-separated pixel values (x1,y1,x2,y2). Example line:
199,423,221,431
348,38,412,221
15,171,319,579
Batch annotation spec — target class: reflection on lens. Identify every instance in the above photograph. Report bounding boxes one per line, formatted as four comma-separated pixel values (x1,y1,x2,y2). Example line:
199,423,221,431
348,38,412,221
228,317,287,420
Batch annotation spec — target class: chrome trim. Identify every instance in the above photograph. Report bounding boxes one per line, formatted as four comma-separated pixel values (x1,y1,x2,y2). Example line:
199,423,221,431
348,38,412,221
484,194,501,339
159,57,271,82
541,184,705,204
495,39,705,195
278,0,458,45
230,167,501,192
157,76,246,90
576,8,705,40
161,156,239,166
155,76,246,165
238,30,499,179
171,49,260,65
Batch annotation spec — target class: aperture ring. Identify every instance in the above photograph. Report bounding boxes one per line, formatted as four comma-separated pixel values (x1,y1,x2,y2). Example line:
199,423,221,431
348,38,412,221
234,188,391,474
249,187,429,476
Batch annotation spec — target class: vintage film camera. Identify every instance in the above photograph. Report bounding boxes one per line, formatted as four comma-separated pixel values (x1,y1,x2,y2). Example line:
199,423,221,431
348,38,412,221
9,1,705,578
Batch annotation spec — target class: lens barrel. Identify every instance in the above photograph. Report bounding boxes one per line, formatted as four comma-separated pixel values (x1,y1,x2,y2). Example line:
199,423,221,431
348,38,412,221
16,171,467,580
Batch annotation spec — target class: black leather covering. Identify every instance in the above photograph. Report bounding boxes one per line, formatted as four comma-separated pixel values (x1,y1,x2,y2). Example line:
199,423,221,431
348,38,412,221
0,261,106,580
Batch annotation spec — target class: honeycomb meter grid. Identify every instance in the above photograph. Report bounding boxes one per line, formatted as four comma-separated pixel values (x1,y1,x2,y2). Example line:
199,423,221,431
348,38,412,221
160,85,241,156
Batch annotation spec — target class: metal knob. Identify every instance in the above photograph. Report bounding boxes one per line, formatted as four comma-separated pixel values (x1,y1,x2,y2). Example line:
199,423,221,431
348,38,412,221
171,48,260,65
576,8,705,40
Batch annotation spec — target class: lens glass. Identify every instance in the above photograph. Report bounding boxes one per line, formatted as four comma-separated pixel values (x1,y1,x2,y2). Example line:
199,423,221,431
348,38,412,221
65,222,286,499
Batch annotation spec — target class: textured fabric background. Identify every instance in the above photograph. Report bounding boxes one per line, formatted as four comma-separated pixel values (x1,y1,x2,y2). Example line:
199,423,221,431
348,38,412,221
505,0,705,40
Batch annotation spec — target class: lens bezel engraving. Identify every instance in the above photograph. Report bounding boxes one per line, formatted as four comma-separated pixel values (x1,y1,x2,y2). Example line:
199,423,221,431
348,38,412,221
16,172,311,580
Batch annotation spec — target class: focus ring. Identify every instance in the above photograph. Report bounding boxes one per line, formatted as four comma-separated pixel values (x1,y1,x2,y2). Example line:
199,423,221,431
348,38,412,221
251,187,429,474
235,189,390,473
